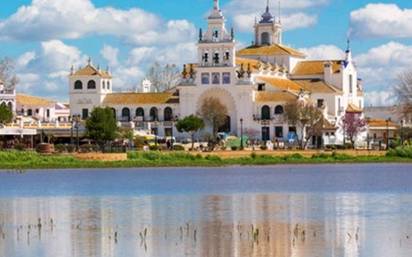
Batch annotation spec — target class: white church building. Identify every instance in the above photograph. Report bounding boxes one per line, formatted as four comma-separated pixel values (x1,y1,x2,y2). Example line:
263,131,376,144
69,0,364,147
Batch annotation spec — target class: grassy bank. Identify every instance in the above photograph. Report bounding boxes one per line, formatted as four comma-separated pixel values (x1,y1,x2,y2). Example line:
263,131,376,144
0,150,412,170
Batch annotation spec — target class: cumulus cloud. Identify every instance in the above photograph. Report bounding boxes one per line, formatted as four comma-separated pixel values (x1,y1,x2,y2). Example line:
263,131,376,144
233,12,317,33
0,0,195,45
226,0,325,32
299,44,345,60
101,45,119,67
350,4,412,39
353,42,412,106
14,39,197,99
364,91,395,107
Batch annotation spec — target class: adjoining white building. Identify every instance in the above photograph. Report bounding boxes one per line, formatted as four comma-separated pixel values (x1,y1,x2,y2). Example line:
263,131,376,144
68,0,365,147
0,78,16,113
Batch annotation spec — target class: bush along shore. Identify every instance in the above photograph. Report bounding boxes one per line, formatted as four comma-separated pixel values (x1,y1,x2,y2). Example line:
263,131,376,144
0,146,412,170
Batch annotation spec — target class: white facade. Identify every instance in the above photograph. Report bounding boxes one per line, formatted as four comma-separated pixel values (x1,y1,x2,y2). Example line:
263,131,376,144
68,0,365,147
0,79,16,114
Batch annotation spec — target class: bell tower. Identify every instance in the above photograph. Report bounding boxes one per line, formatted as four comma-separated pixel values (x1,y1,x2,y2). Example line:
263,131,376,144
254,0,282,46
195,0,236,86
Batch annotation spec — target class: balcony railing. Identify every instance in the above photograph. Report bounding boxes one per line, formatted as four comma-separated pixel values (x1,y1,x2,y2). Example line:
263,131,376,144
253,114,285,124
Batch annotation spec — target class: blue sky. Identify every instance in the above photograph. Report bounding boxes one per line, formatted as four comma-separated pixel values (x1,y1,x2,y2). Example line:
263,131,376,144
1,0,412,106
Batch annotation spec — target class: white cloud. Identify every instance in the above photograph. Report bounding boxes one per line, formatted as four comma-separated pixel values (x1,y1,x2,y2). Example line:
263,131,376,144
226,0,325,32
101,45,119,67
350,4,412,39
299,44,345,60
225,0,328,14
353,41,412,106
233,12,317,33
0,0,195,45
364,91,395,107
16,51,36,69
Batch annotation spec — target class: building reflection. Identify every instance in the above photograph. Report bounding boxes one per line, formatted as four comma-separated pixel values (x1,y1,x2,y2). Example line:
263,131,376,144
0,192,411,257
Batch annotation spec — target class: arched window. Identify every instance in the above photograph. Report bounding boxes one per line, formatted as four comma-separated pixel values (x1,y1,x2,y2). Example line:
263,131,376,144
261,105,271,120
136,108,144,121
87,80,96,89
74,80,83,90
111,108,116,119
122,108,130,121
261,32,270,45
27,109,33,116
164,107,173,121
274,105,284,114
7,102,12,111
102,81,106,89
107,81,111,90
150,107,158,121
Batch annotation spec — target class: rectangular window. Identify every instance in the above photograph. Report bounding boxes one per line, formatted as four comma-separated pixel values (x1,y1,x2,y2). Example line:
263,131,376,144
349,74,353,93
201,73,210,84
151,128,158,136
317,99,324,108
222,72,231,84
338,98,341,111
262,127,270,141
46,109,50,118
258,84,266,91
165,128,172,137
275,126,283,138
359,100,362,109
35,109,39,114
82,109,89,120
212,73,220,85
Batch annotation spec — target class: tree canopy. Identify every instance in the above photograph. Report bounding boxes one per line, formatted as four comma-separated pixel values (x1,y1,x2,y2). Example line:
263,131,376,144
0,58,18,90
0,103,13,124
285,101,324,148
86,107,118,147
198,97,228,140
341,112,367,148
395,71,412,119
145,62,181,92
176,115,205,150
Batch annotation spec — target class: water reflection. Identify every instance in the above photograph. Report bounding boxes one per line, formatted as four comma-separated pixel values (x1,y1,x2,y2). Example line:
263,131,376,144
1,193,412,257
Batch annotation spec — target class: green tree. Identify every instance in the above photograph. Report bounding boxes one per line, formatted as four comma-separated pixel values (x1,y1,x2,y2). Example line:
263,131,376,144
86,107,118,149
198,97,228,142
285,101,324,149
0,102,13,124
176,115,205,150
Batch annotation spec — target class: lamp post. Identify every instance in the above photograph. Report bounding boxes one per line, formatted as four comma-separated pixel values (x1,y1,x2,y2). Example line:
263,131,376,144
71,114,80,152
386,118,390,150
70,116,74,147
401,119,404,146
240,118,244,149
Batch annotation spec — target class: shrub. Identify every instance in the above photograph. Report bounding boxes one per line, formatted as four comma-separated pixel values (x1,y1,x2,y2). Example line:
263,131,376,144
54,144,66,153
205,155,222,162
260,145,268,150
288,153,304,159
250,152,257,159
67,145,76,153
231,146,238,151
311,153,330,159
172,144,185,151
149,145,160,151
387,146,412,158
14,143,26,151
134,136,146,150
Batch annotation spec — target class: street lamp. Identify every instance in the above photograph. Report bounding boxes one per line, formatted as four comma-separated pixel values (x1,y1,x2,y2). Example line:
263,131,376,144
386,118,391,150
240,118,244,149
401,119,404,146
72,114,81,152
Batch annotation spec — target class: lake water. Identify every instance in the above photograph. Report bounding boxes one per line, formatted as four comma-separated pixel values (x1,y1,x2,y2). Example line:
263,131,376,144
1,164,412,257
